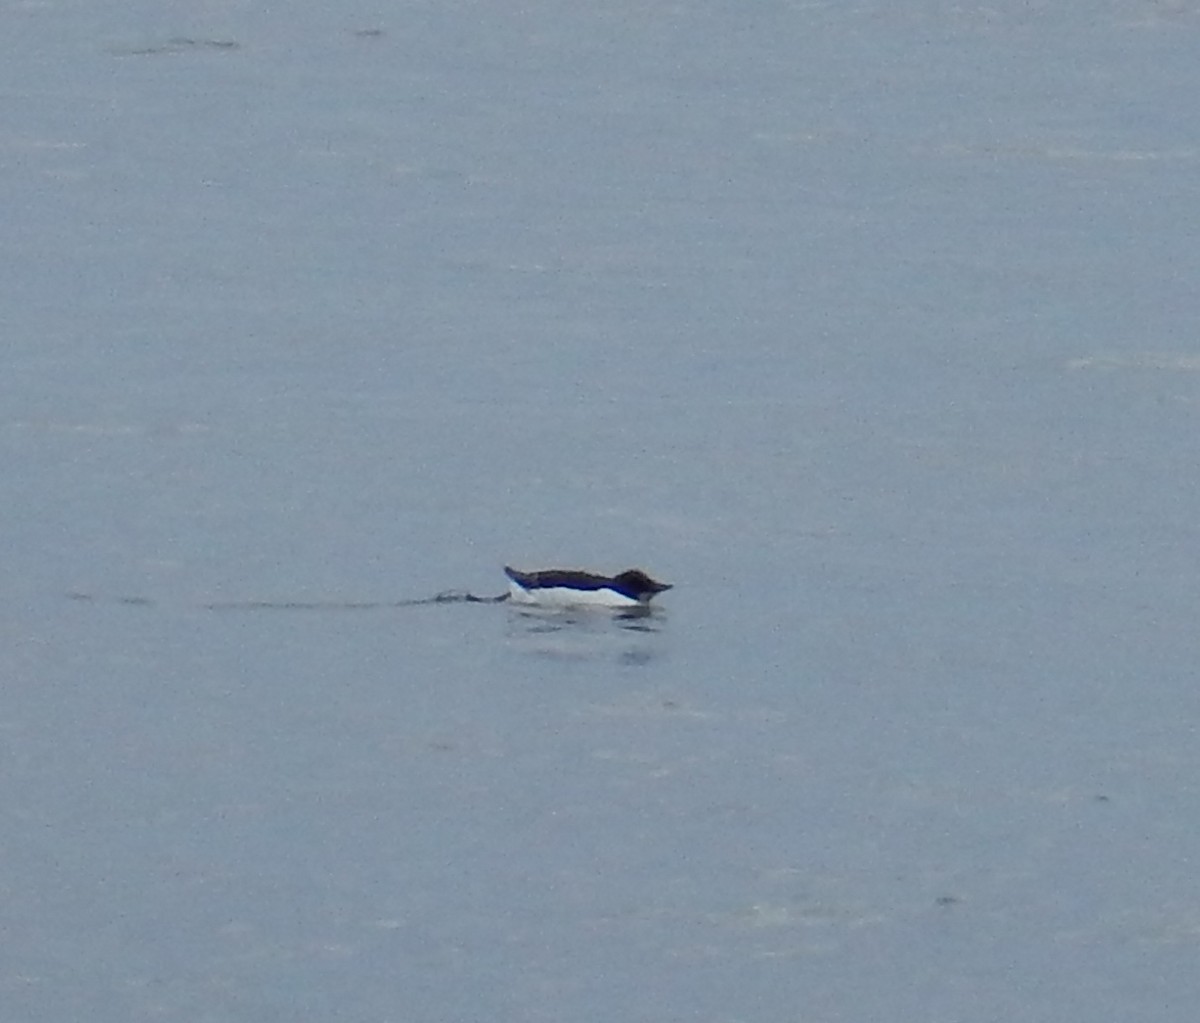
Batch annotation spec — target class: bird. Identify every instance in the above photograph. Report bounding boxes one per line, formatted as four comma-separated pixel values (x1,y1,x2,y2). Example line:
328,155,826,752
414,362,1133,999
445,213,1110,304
503,566,672,608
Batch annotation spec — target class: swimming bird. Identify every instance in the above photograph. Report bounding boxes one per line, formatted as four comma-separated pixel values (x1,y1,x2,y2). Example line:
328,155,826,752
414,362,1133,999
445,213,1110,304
503,566,672,608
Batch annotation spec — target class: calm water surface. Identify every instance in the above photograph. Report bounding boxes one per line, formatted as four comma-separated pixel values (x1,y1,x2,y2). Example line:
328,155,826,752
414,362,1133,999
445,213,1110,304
5,1,1200,1020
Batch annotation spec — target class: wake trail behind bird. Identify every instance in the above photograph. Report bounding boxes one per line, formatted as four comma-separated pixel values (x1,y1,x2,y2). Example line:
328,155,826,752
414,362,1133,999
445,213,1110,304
66,591,510,611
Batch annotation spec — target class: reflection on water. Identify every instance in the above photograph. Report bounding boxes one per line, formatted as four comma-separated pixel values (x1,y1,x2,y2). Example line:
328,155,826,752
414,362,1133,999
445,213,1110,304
504,604,666,665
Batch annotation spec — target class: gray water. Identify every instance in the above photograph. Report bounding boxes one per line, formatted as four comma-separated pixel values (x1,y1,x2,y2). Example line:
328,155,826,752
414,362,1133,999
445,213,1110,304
6,1,1200,1020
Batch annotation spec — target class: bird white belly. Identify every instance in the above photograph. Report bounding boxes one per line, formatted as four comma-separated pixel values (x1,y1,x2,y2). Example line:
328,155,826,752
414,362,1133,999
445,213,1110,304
508,581,640,607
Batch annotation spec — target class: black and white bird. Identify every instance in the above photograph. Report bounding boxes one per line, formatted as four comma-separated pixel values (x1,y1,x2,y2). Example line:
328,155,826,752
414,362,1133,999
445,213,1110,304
503,566,672,608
